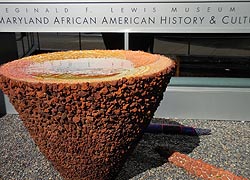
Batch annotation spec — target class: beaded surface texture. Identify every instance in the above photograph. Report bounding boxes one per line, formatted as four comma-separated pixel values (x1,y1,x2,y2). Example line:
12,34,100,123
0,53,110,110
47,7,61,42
0,50,175,180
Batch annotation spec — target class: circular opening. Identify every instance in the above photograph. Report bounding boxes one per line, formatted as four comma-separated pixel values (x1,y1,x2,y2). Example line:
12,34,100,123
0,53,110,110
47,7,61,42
0,50,175,83
26,58,135,79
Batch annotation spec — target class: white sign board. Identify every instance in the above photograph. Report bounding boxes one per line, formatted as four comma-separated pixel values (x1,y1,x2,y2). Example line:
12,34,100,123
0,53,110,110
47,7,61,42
0,1,250,32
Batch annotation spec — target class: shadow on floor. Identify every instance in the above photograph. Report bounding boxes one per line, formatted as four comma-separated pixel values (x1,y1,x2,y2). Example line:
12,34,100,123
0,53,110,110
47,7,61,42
116,119,200,180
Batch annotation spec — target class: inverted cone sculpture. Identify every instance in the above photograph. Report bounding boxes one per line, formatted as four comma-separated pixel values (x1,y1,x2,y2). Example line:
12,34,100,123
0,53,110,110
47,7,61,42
0,50,175,180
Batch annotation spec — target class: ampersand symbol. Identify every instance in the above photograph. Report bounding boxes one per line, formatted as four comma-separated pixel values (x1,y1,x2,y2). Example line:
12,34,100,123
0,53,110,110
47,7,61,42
210,16,216,24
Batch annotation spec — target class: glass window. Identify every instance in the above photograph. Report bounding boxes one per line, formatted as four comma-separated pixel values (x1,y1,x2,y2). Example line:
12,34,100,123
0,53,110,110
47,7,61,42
153,33,250,78
16,32,250,79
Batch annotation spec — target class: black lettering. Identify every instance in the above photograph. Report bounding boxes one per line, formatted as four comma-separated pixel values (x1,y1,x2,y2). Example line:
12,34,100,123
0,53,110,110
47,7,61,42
230,7,236,12
243,16,248,24
193,17,198,24
134,17,139,24
102,17,108,24
141,17,146,24
44,17,49,24
35,17,42,24
76,17,81,24
6,17,12,24
148,17,155,24
124,17,129,24
110,17,117,24
0,17,5,24
178,17,183,24
196,7,200,13
218,7,223,12
45,8,50,13
29,18,35,24
200,17,205,24
34,8,39,13
90,17,96,24
171,7,177,13
131,8,138,13
160,16,167,24
172,17,177,24
12,17,17,24
54,17,60,24
15,8,20,13
82,17,89,24
66,17,71,24
231,17,237,24
18,17,22,24
222,16,229,24
118,17,122,24
24,17,28,24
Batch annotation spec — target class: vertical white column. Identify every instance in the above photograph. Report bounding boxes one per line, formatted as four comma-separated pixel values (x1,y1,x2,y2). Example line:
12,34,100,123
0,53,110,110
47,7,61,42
124,32,129,50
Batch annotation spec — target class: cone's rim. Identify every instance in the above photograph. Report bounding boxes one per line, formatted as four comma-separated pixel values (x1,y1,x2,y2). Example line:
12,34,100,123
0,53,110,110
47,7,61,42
0,50,175,85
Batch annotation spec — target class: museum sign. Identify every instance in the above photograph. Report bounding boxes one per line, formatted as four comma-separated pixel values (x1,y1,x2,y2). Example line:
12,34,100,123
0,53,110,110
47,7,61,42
0,1,250,33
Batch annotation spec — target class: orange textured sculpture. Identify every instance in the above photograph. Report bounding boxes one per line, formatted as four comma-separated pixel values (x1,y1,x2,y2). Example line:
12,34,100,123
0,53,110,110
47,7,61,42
168,152,248,180
0,50,175,180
